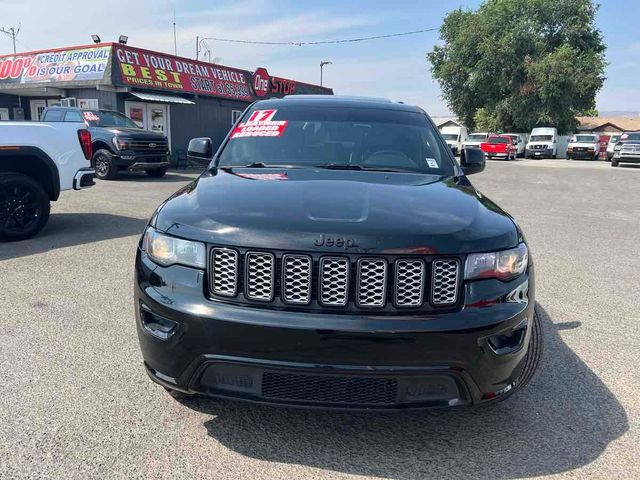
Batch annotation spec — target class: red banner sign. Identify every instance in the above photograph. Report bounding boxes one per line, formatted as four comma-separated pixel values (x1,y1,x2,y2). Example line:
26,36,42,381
114,46,252,101
251,67,297,97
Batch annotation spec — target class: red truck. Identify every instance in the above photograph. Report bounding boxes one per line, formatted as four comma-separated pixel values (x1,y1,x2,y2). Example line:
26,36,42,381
480,134,517,160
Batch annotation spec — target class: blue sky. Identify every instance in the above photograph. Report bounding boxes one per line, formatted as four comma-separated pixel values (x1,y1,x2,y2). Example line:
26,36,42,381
0,0,636,114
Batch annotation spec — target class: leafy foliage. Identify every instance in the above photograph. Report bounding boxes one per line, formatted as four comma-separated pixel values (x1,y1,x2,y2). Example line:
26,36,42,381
427,0,606,133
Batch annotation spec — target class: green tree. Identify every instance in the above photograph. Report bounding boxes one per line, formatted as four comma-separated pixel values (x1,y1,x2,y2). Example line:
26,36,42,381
427,0,606,133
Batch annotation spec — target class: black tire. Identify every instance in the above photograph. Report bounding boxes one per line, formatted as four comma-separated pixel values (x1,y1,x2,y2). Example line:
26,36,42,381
611,158,619,167
0,173,51,242
145,166,168,178
93,149,118,180
496,308,543,403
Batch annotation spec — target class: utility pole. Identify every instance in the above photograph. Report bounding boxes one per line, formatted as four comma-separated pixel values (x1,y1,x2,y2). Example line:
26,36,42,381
195,35,199,60
0,23,21,54
320,61,332,87
173,9,177,56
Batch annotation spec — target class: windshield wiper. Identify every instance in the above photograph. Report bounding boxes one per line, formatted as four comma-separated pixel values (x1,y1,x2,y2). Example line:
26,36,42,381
221,162,298,169
315,164,410,173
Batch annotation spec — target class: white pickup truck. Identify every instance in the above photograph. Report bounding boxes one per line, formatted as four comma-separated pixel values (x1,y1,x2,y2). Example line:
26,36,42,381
0,122,95,241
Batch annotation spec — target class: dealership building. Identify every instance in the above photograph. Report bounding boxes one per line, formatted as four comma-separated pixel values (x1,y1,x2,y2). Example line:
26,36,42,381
0,42,333,163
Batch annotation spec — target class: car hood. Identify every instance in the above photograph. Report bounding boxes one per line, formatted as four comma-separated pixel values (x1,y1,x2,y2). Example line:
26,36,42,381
569,142,597,148
104,127,167,140
153,168,519,254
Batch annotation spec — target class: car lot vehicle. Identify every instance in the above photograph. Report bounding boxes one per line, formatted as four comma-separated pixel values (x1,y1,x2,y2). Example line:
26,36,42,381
134,96,540,410
439,125,468,156
606,134,621,161
525,127,569,159
566,133,601,160
41,107,170,180
503,133,528,157
462,132,489,150
612,131,640,167
0,121,94,241
480,134,517,160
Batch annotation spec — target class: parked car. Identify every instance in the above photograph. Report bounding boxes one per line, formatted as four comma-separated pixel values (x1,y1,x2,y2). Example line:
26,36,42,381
480,134,517,160
135,95,541,410
597,135,610,159
0,120,94,241
606,134,621,161
439,125,468,156
612,131,640,167
503,133,528,157
566,133,601,160
462,132,489,150
525,127,570,159
41,107,170,180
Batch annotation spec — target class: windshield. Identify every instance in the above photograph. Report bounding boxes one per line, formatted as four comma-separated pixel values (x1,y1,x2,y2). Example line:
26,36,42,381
83,110,139,128
620,132,640,141
467,134,486,141
488,136,508,144
572,135,598,143
609,135,620,143
441,133,458,140
530,135,553,142
506,135,518,142
218,105,455,175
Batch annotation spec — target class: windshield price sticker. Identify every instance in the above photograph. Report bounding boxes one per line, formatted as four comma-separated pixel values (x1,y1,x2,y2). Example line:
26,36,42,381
426,158,439,168
83,111,100,122
230,109,288,139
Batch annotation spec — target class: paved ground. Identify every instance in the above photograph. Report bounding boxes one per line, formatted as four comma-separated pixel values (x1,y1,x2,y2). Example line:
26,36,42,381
1,159,639,479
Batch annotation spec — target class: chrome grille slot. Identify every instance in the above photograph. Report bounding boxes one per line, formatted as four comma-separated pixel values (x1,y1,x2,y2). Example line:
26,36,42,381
319,257,350,306
282,254,312,304
211,248,238,297
395,259,425,307
431,259,460,306
356,258,387,307
129,140,168,151
245,252,275,301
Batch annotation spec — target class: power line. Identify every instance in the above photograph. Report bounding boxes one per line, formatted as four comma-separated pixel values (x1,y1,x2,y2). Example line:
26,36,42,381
198,27,438,47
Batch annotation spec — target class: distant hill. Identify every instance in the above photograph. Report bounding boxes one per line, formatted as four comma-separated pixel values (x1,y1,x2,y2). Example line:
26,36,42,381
599,111,639,117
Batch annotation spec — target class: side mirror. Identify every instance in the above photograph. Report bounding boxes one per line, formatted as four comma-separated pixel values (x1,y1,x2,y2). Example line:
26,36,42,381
187,137,213,165
460,148,486,175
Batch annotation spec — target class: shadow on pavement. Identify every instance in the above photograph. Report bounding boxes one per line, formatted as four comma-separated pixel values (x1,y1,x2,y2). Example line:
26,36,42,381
111,171,201,183
0,213,147,261
181,305,628,479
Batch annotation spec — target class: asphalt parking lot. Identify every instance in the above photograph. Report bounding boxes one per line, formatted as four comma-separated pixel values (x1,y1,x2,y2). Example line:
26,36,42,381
1,158,639,479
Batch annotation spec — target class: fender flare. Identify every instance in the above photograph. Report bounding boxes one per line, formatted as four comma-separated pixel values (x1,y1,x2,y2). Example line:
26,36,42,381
0,146,61,200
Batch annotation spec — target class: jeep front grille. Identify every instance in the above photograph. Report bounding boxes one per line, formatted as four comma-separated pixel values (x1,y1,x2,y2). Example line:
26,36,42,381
210,248,239,297
319,257,350,306
431,259,460,306
208,248,461,312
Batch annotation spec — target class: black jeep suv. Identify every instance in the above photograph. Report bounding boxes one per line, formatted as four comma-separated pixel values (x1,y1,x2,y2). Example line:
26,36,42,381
41,107,169,180
135,96,541,410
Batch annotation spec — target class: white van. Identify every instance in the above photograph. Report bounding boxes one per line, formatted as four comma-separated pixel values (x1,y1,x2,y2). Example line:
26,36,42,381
439,125,468,156
503,133,529,157
525,127,570,159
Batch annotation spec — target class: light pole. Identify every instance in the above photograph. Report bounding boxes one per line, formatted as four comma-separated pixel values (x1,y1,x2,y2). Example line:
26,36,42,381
320,61,332,87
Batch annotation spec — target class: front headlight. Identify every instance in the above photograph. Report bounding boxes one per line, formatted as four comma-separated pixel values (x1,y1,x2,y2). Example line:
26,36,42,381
614,145,622,151
465,243,528,281
143,227,206,269
112,136,130,151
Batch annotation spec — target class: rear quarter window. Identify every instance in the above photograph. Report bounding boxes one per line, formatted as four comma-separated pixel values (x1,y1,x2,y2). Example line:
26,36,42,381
42,110,64,122
64,110,84,122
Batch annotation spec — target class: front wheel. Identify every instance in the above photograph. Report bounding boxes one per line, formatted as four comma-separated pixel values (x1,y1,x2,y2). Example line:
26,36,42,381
93,149,118,180
0,173,51,241
145,166,168,178
611,158,619,167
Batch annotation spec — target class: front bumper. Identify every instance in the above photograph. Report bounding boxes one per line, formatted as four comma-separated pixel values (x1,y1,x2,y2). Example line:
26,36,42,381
135,250,535,410
113,152,170,170
617,154,640,164
567,150,597,160
526,148,553,158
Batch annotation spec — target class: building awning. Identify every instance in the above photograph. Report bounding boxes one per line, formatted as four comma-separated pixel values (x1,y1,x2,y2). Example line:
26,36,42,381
130,92,195,105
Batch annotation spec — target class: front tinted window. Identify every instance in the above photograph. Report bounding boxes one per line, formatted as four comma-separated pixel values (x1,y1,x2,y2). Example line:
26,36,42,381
621,132,640,141
218,106,455,175
530,135,553,141
573,135,598,143
84,110,139,128
467,134,486,140
489,136,508,144
441,133,458,140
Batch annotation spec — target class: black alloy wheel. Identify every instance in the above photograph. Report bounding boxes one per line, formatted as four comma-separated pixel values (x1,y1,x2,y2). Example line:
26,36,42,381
93,149,117,180
0,173,50,241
